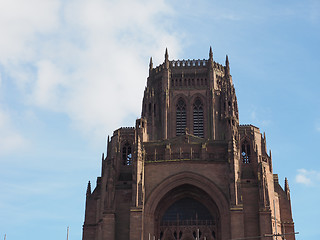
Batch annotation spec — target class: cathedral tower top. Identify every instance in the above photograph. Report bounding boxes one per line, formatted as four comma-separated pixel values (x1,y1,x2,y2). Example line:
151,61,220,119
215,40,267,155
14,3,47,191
142,47,238,141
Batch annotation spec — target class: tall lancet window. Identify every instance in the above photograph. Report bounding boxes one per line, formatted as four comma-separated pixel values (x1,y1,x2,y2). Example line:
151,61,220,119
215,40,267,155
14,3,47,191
176,98,186,136
193,98,204,138
241,140,250,164
122,142,132,165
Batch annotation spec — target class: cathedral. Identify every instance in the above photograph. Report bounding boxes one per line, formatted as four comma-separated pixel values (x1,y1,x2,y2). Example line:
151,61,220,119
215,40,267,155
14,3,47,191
82,48,295,240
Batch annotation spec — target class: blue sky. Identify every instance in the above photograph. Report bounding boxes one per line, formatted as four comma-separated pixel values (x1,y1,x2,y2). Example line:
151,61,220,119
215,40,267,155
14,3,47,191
0,0,319,239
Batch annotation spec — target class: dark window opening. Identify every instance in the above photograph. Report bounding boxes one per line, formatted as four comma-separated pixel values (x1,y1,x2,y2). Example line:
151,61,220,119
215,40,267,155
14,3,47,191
122,142,132,165
241,140,251,163
148,103,152,115
161,198,214,224
176,98,186,136
173,231,182,240
142,103,146,116
193,98,204,138
193,230,202,239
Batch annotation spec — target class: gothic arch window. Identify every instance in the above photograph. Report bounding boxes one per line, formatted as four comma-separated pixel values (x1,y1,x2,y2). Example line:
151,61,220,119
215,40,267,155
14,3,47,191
176,98,186,136
241,140,251,163
122,142,132,165
193,98,204,138
161,198,214,223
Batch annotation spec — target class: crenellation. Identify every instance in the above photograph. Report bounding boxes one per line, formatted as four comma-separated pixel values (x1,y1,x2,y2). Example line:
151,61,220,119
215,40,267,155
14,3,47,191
170,59,208,68
151,59,226,72
239,124,260,129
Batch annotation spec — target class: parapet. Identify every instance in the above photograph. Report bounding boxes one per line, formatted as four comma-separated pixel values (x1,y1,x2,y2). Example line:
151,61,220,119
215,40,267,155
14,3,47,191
151,59,225,74
239,124,260,130
113,127,135,136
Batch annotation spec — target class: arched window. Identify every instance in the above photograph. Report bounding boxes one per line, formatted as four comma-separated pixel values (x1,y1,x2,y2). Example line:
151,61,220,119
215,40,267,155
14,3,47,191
176,98,186,136
193,98,204,138
241,140,251,163
160,198,216,240
161,197,214,224
122,142,132,165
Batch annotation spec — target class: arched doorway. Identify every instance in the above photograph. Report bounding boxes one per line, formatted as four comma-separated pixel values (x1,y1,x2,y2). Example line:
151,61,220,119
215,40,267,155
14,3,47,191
154,184,220,240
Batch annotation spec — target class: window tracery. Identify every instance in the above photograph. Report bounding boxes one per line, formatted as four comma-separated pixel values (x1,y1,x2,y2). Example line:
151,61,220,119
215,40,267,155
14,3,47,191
176,98,186,136
193,98,204,138
160,198,216,240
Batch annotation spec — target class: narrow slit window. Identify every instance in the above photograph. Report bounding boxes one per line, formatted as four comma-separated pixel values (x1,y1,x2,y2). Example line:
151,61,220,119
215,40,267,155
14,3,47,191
148,103,152,115
176,98,186,136
193,98,204,138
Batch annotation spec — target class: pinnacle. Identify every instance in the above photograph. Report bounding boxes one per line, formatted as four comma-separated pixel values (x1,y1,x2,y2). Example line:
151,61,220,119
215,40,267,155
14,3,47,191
165,48,169,61
149,57,153,69
86,181,91,196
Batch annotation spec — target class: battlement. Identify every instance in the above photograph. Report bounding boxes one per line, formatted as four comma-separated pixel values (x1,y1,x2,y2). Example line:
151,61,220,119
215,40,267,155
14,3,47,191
171,59,208,68
239,124,259,130
152,59,225,74
113,127,135,136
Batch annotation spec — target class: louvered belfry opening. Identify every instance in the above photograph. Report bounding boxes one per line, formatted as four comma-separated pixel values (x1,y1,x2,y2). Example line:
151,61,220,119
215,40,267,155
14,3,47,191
193,98,204,138
176,98,186,136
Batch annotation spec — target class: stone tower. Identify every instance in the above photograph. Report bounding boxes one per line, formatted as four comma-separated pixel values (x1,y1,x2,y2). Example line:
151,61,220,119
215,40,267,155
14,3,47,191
82,48,295,240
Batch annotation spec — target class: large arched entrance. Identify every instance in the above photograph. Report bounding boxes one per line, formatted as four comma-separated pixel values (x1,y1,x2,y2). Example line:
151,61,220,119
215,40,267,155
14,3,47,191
154,184,220,240
144,172,230,240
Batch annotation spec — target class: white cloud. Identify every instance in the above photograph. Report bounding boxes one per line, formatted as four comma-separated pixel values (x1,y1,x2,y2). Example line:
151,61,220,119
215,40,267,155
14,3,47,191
0,0,61,64
296,168,320,186
296,171,311,185
0,107,28,155
0,0,183,142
